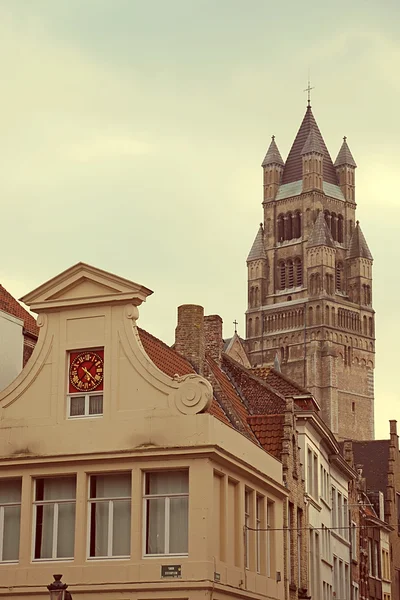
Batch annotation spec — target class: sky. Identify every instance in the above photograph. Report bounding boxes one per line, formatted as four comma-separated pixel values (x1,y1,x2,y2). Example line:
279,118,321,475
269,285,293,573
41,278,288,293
0,0,399,438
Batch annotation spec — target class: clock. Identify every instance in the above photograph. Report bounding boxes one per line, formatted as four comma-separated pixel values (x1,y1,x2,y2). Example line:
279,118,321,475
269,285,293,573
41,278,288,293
69,350,104,393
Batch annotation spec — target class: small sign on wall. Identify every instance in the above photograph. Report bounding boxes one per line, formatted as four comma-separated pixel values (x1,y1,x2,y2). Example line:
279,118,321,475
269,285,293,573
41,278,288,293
161,565,182,578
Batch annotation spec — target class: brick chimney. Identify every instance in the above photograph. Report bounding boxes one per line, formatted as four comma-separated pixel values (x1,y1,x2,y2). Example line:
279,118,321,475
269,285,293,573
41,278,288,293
175,305,205,375
204,315,223,365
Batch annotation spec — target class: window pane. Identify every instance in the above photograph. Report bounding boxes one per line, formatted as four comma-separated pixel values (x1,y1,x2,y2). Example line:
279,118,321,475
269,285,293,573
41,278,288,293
112,499,131,556
89,395,103,415
91,474,131,499
36,504,54,558
91,501,109,557
146,471,188,495
0,479,21,504
3,505,20,561
42,477,76,501
170,496,188,553
146,498,165,554
57,502,75,558
70,396,85,416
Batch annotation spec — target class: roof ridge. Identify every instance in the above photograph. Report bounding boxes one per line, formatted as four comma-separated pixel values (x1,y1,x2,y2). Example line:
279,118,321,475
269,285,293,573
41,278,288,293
223,354,287,402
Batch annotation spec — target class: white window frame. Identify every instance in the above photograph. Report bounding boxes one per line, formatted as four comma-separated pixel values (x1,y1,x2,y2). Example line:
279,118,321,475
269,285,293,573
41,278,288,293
67,393,103,419
351,521,357,560
143,470,189,557
88,473,131,559
266,500,272,577
0,480,21,563
245,489,251,569
256,494,263,574
33,477,76,561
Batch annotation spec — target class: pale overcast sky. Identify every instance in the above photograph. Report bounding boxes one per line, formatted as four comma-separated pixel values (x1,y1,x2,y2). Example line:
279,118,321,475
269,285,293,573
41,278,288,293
0,0,399,438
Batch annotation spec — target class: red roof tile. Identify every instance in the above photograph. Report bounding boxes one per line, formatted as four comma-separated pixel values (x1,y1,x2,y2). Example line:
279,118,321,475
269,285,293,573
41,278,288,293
206,354,258,442
281,106,338,185
248,414,284,459
137,328,231,427
222,355,286,415
0,285,38,338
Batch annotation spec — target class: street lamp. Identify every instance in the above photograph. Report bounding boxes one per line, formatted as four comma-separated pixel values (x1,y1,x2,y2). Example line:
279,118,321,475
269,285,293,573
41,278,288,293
47,574,72,600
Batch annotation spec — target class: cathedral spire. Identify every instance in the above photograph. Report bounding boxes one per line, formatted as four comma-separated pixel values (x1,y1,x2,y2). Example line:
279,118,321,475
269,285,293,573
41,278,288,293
348,221,373,260
334,136,357,168
247,223,266,262
308,211,334,248
281,106,337,185
262,135,284,167
334,137,357,202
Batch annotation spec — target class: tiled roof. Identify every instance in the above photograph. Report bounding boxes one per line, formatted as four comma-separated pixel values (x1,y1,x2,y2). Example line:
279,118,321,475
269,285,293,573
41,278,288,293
206,354,258,442
301,127,324,155
262,136,285,167
275,180,345,201
334,137,357,168
352,440,390,494
308,211,335,248
251,365,305,396
247,224,267,262
137,327,230,426
248,414,284,459
348,222,373,260
222,355,286,415
0,285,38,338
281,106,338,185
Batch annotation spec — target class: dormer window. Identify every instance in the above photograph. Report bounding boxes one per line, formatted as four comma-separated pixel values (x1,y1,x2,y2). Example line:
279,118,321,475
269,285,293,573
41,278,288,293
67,349,104,418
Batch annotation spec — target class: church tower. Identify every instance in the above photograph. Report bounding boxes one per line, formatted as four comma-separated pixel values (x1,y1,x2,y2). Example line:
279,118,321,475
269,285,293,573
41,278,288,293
245,103,375,440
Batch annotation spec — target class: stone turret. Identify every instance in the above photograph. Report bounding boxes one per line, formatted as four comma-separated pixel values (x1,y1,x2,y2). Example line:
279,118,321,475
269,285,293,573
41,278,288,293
301,127,324,192
334,136,357,202
262,136,284,201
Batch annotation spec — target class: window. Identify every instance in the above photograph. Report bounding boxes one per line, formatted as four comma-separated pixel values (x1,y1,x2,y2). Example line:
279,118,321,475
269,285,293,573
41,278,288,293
332,487,337,528
89,473,131,558
295,258,303,286
68,394,103,418
144,471,188,556
279,262,286,290
307,447,318,499
288,502,294,583
34,477,76,560
256,495,263,573
267,500,273,577
68,350,104,418
245,489,251,568
336,262,344,291
382,548,390,580
351,521,357,561
297,508,302,587
0,479,21,562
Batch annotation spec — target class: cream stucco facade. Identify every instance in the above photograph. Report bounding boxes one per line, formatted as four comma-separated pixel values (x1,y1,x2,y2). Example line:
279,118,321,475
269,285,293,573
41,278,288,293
0,263,287,600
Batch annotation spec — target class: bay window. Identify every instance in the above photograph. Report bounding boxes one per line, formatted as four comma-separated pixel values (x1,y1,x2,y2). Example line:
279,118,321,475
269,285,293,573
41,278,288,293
144,470,188,556
34,477,76,560
89,473,131,558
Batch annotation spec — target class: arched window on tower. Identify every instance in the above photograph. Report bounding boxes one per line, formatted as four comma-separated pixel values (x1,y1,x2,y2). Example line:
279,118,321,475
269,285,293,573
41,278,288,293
287,260,294,288
338,215,344,244
277,214,284,242
336,262,344,291
293,211,301,238
286,213,293,241
295,258,302,287
279,261,286,290
248,318,253,337
331,212,338,241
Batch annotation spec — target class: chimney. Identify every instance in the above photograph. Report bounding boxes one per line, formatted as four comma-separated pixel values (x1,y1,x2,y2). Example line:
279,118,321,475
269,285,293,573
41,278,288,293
204,315,223,365
175,305,205,375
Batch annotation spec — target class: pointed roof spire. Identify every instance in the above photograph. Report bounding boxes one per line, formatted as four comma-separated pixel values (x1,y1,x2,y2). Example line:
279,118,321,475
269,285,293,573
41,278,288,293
348,221,373,260
301,126,325,155
308,211,335,248
281,106,337,185
334,136,357,168
262,135,285,167
247,223,267,262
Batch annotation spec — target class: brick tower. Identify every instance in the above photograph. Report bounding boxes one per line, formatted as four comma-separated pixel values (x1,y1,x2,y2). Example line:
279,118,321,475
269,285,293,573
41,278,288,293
245,103,375,440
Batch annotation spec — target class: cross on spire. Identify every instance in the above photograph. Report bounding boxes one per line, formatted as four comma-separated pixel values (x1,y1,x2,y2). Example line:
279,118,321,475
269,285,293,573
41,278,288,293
304,78,315,107
233,319,238,334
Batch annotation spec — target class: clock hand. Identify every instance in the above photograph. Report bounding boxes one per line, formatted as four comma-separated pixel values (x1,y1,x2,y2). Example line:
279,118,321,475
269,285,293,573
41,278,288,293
82,366,96,382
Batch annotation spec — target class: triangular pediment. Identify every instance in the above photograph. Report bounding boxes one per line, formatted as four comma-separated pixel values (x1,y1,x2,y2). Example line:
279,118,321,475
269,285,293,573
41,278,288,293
20,262,153,313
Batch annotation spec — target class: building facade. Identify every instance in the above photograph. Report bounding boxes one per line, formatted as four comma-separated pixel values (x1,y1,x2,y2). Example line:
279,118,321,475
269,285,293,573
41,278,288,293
245,103,375,440
0,263,287,600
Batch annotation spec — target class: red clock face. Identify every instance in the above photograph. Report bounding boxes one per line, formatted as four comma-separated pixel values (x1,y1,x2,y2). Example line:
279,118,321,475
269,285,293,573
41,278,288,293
69,350,104,393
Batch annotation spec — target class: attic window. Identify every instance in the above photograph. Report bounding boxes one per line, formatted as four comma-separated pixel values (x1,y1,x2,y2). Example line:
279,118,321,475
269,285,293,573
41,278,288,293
67,349,104,419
